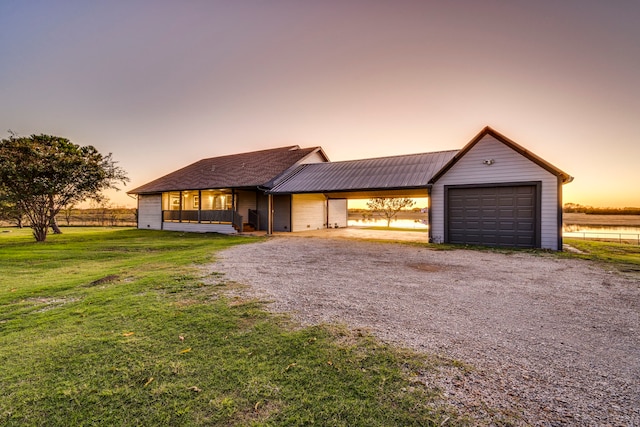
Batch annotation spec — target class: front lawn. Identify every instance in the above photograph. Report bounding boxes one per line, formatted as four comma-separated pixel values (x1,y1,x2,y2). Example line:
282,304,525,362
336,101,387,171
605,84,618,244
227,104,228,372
0,228,460,426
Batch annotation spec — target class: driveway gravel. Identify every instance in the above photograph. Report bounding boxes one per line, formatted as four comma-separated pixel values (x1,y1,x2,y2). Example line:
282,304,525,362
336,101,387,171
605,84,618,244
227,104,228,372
211,234,640,426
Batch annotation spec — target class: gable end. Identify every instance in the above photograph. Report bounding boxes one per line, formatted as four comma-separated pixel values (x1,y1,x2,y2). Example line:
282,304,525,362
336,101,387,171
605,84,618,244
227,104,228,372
429,126,572,184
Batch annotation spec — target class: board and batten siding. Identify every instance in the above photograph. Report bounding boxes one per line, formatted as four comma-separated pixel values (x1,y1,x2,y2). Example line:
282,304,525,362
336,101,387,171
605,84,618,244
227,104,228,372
430,135,560,250
291,194,326,232
137,194,162,230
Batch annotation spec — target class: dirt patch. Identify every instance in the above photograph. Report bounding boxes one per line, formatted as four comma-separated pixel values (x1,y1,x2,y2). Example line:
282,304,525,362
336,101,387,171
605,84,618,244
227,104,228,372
211,236,640,426
87,274,120,287
406,262,447,272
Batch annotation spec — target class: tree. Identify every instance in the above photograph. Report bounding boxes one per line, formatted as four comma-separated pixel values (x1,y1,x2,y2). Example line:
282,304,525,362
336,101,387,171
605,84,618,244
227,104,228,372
0,134,128,242
0,195,25,228
366,197,415,227
61,203,76,226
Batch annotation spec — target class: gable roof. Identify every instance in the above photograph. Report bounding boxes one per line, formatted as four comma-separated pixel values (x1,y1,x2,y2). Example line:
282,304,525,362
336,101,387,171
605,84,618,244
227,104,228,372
128,146,327,194
269,150,458,194
429,126,573,184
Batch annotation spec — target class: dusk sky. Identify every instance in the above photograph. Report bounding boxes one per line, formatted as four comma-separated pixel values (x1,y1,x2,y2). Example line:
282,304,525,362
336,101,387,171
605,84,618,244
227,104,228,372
1,1,639,208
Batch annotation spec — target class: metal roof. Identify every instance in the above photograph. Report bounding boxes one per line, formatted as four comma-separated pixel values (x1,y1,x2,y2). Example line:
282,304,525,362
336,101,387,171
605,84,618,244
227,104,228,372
270,150,459,194
128,146,326,194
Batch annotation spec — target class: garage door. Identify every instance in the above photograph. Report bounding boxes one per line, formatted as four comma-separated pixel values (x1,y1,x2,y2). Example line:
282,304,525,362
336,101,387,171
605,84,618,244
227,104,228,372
446,184,539,248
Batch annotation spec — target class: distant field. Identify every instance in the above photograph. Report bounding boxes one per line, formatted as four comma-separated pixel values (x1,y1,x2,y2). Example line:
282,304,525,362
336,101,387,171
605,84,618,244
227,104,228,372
563,213,640,226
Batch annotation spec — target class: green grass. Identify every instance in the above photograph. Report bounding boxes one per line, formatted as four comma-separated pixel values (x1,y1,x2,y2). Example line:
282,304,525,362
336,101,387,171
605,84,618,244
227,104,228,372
562,238,640,273
0,227,461,426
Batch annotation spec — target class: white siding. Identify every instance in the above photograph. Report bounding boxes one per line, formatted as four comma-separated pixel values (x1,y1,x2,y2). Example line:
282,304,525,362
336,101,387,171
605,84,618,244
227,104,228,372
162,222,237,234
431,135,560,250
299,151,326,164
137,194,162,230
291,194,326,232
327,199,348,228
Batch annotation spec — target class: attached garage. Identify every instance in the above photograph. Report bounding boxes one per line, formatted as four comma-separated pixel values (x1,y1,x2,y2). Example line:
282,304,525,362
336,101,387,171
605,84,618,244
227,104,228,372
446,183,540,248
430,128,573,250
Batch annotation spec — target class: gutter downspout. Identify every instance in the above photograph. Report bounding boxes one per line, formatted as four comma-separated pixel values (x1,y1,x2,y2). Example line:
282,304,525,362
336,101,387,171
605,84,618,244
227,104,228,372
267,193,273,235
426,185,433,243
558,176,563,251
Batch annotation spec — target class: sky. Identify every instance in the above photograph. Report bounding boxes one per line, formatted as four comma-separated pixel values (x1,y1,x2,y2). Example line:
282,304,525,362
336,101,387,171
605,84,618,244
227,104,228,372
1,0,639,208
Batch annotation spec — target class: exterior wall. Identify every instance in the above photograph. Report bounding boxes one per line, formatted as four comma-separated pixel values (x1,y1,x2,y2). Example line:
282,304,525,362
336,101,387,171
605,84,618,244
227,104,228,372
162,222,236,234
431,135,560,250
291,194,327,232
137,194,162,230
255,193,269,231
327,199,348,228
235,190,257,223
273,195,292,231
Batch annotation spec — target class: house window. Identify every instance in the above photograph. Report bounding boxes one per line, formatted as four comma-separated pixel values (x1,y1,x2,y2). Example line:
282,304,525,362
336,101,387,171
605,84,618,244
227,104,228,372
162,192,181,210
201,190,232,210
162,190,234,223
181,191,198,211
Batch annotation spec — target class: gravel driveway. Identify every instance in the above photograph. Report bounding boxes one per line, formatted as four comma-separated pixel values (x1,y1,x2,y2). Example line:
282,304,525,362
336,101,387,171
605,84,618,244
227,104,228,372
212,234,639,426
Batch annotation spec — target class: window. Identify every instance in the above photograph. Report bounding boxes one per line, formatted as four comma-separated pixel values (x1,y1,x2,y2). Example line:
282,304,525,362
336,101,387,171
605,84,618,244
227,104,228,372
162,192,181,210
201,190,232,210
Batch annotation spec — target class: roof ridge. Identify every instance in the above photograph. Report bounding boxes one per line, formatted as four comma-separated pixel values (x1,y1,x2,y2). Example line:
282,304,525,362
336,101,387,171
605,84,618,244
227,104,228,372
198,145,306,161
319,149,460,165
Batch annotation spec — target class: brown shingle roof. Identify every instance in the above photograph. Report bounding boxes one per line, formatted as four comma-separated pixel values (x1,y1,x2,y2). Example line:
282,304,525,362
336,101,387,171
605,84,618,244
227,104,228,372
128,146,326,194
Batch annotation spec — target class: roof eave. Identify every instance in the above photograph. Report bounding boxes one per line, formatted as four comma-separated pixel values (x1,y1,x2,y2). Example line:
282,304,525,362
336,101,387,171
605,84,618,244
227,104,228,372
270,184,432,195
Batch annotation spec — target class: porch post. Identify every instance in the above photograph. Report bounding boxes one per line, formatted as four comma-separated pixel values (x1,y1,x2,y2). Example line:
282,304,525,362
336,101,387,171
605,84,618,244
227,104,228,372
198,190,202,223
267,193,273,235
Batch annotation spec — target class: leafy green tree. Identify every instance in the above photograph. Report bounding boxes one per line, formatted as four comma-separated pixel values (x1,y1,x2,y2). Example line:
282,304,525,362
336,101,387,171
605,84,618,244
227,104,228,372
0,134,128,241
366,197,415,227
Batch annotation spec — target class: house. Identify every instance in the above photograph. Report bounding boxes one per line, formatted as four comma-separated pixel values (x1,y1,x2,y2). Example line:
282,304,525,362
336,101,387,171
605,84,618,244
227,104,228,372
128,145,329,233
128,126,572,250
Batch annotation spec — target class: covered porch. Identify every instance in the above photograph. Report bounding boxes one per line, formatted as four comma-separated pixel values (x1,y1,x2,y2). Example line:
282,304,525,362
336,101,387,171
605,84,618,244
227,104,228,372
161,189,261,233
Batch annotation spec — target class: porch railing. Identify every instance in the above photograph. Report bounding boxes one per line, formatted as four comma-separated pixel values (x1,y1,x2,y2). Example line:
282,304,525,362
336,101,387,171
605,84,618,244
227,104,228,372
163,210,243,231
232,211,243,233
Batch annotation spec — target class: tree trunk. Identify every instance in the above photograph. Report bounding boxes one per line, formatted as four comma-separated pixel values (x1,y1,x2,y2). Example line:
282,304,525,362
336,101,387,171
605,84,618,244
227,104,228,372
32,225,48,242
49,195,62,234
50,216,62,234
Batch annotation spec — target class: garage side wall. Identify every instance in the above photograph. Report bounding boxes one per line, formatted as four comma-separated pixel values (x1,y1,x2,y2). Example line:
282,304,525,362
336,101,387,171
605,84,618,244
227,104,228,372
291,194,327,232
328,199,348,228
137,194,162,230
431,135,560,250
